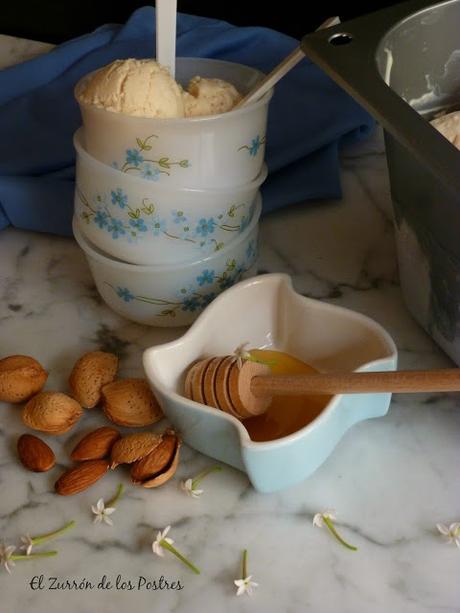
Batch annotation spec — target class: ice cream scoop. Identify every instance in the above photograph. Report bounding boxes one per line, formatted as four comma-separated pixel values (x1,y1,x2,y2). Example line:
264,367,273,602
76,58,185,118
183,76,242,117
77,58,243,119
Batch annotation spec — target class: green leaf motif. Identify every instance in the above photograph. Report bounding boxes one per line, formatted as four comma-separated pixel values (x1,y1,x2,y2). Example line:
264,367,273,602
159,157,171,169
226,259,236,271
141,205,155,215
128,209,141,219
179,160,190,168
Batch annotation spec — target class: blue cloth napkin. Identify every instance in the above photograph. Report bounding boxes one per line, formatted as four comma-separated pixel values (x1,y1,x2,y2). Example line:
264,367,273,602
0,7,374,236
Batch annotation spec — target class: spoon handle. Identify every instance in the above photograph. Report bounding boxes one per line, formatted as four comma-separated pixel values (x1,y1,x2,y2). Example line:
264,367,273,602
156,0,177,78
250,369,460,397
236,16,340,109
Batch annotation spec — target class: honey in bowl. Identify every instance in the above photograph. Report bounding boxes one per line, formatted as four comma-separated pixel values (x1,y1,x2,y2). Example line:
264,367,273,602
243,349,330,442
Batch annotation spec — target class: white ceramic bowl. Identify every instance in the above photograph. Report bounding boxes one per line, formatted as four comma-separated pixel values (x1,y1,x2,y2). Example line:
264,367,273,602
73,195,261,327
74,128,266,265
75,57,272,188
143,274,398,492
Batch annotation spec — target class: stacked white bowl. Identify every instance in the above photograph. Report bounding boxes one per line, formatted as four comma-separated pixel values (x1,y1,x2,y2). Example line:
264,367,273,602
73,58,272,327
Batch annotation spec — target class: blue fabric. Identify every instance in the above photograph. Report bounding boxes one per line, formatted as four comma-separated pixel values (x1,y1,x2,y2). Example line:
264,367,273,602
0,7,374,236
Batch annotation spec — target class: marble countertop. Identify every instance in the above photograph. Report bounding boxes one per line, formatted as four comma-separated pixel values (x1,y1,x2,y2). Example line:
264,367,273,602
1,34,459,613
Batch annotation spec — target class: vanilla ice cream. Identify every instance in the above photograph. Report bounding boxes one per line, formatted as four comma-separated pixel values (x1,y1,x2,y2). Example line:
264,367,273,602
77,59,242,119
77,59,185,118
430,110,460,150
183,76,242,117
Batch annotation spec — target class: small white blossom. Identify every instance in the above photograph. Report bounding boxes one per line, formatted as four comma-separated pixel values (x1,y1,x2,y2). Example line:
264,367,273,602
181,478,204,498
20,535,34,556
152,526,174,557
234,575,258,596
91,498,116,526
233,342,251,369
436,522,460,547
313,509,336,528
0,544,16,574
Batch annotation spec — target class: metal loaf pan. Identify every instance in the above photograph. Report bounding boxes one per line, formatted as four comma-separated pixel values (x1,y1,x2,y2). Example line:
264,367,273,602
301,0,460,364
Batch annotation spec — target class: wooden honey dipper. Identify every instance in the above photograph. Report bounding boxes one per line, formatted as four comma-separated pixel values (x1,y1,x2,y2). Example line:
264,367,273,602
184,354,460,420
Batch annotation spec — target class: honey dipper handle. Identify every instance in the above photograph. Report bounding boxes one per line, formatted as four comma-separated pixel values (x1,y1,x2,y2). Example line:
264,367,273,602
250,369,460,397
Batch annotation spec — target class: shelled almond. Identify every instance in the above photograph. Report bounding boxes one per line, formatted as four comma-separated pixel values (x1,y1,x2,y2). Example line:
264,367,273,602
0,355,48,403
55,459,110,496
71,426,121,461
17,434,56,472
69,351,118,409
102,378,163,427
22,391,83,434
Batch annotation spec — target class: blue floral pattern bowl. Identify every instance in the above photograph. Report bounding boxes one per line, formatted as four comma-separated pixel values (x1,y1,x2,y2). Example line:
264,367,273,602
72,196,262,327
74,129,266,265
75,58,272,189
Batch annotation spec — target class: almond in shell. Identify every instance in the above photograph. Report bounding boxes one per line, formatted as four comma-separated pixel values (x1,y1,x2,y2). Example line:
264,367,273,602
71,426,121,461
55,459,110,496
69,351,118,409
131,429,181,488
22,391,83,434
110,432,162,468
102,379,163,427
17,434,55,472
0,355,48,403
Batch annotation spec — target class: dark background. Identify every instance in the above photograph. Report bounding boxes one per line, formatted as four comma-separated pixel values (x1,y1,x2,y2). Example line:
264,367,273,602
2,0,403,44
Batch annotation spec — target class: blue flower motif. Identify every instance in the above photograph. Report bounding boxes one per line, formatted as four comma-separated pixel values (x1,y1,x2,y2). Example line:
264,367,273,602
201,292,216,307
126,149,144,167
196,218,216,237
108,218,126,239
196,269,215,286
116,287,135,302
151,215,167,236
181,296,201,312
249,135,262,157
94,210,109,229
141,163,161,181
111,188,128,208
129,218,148,232
172,210,187,224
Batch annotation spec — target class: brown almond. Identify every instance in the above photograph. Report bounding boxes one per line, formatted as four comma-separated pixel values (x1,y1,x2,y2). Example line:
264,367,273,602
22,391,83,434
102,379,163,427
17,434,55,472
55,459,109,496
71,426,121,462
131,430,180,487
69,351,118,409
142,442,181,489
0,355,48,403
110,432,162,468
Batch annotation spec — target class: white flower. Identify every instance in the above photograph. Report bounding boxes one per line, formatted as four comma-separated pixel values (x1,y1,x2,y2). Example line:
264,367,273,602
0,544,16,574
152,526,174,557
234,575,259,596
313,509,336,528
181,478,204,498
436,522,460,547
91,498,116,526
233,342,251,369
20,535,33,556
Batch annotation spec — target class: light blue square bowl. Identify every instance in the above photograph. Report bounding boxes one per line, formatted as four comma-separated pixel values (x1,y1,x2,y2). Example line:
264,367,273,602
143,274,397,493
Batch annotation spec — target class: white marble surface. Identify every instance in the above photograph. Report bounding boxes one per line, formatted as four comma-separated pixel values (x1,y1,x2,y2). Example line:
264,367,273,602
1,34,459,613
